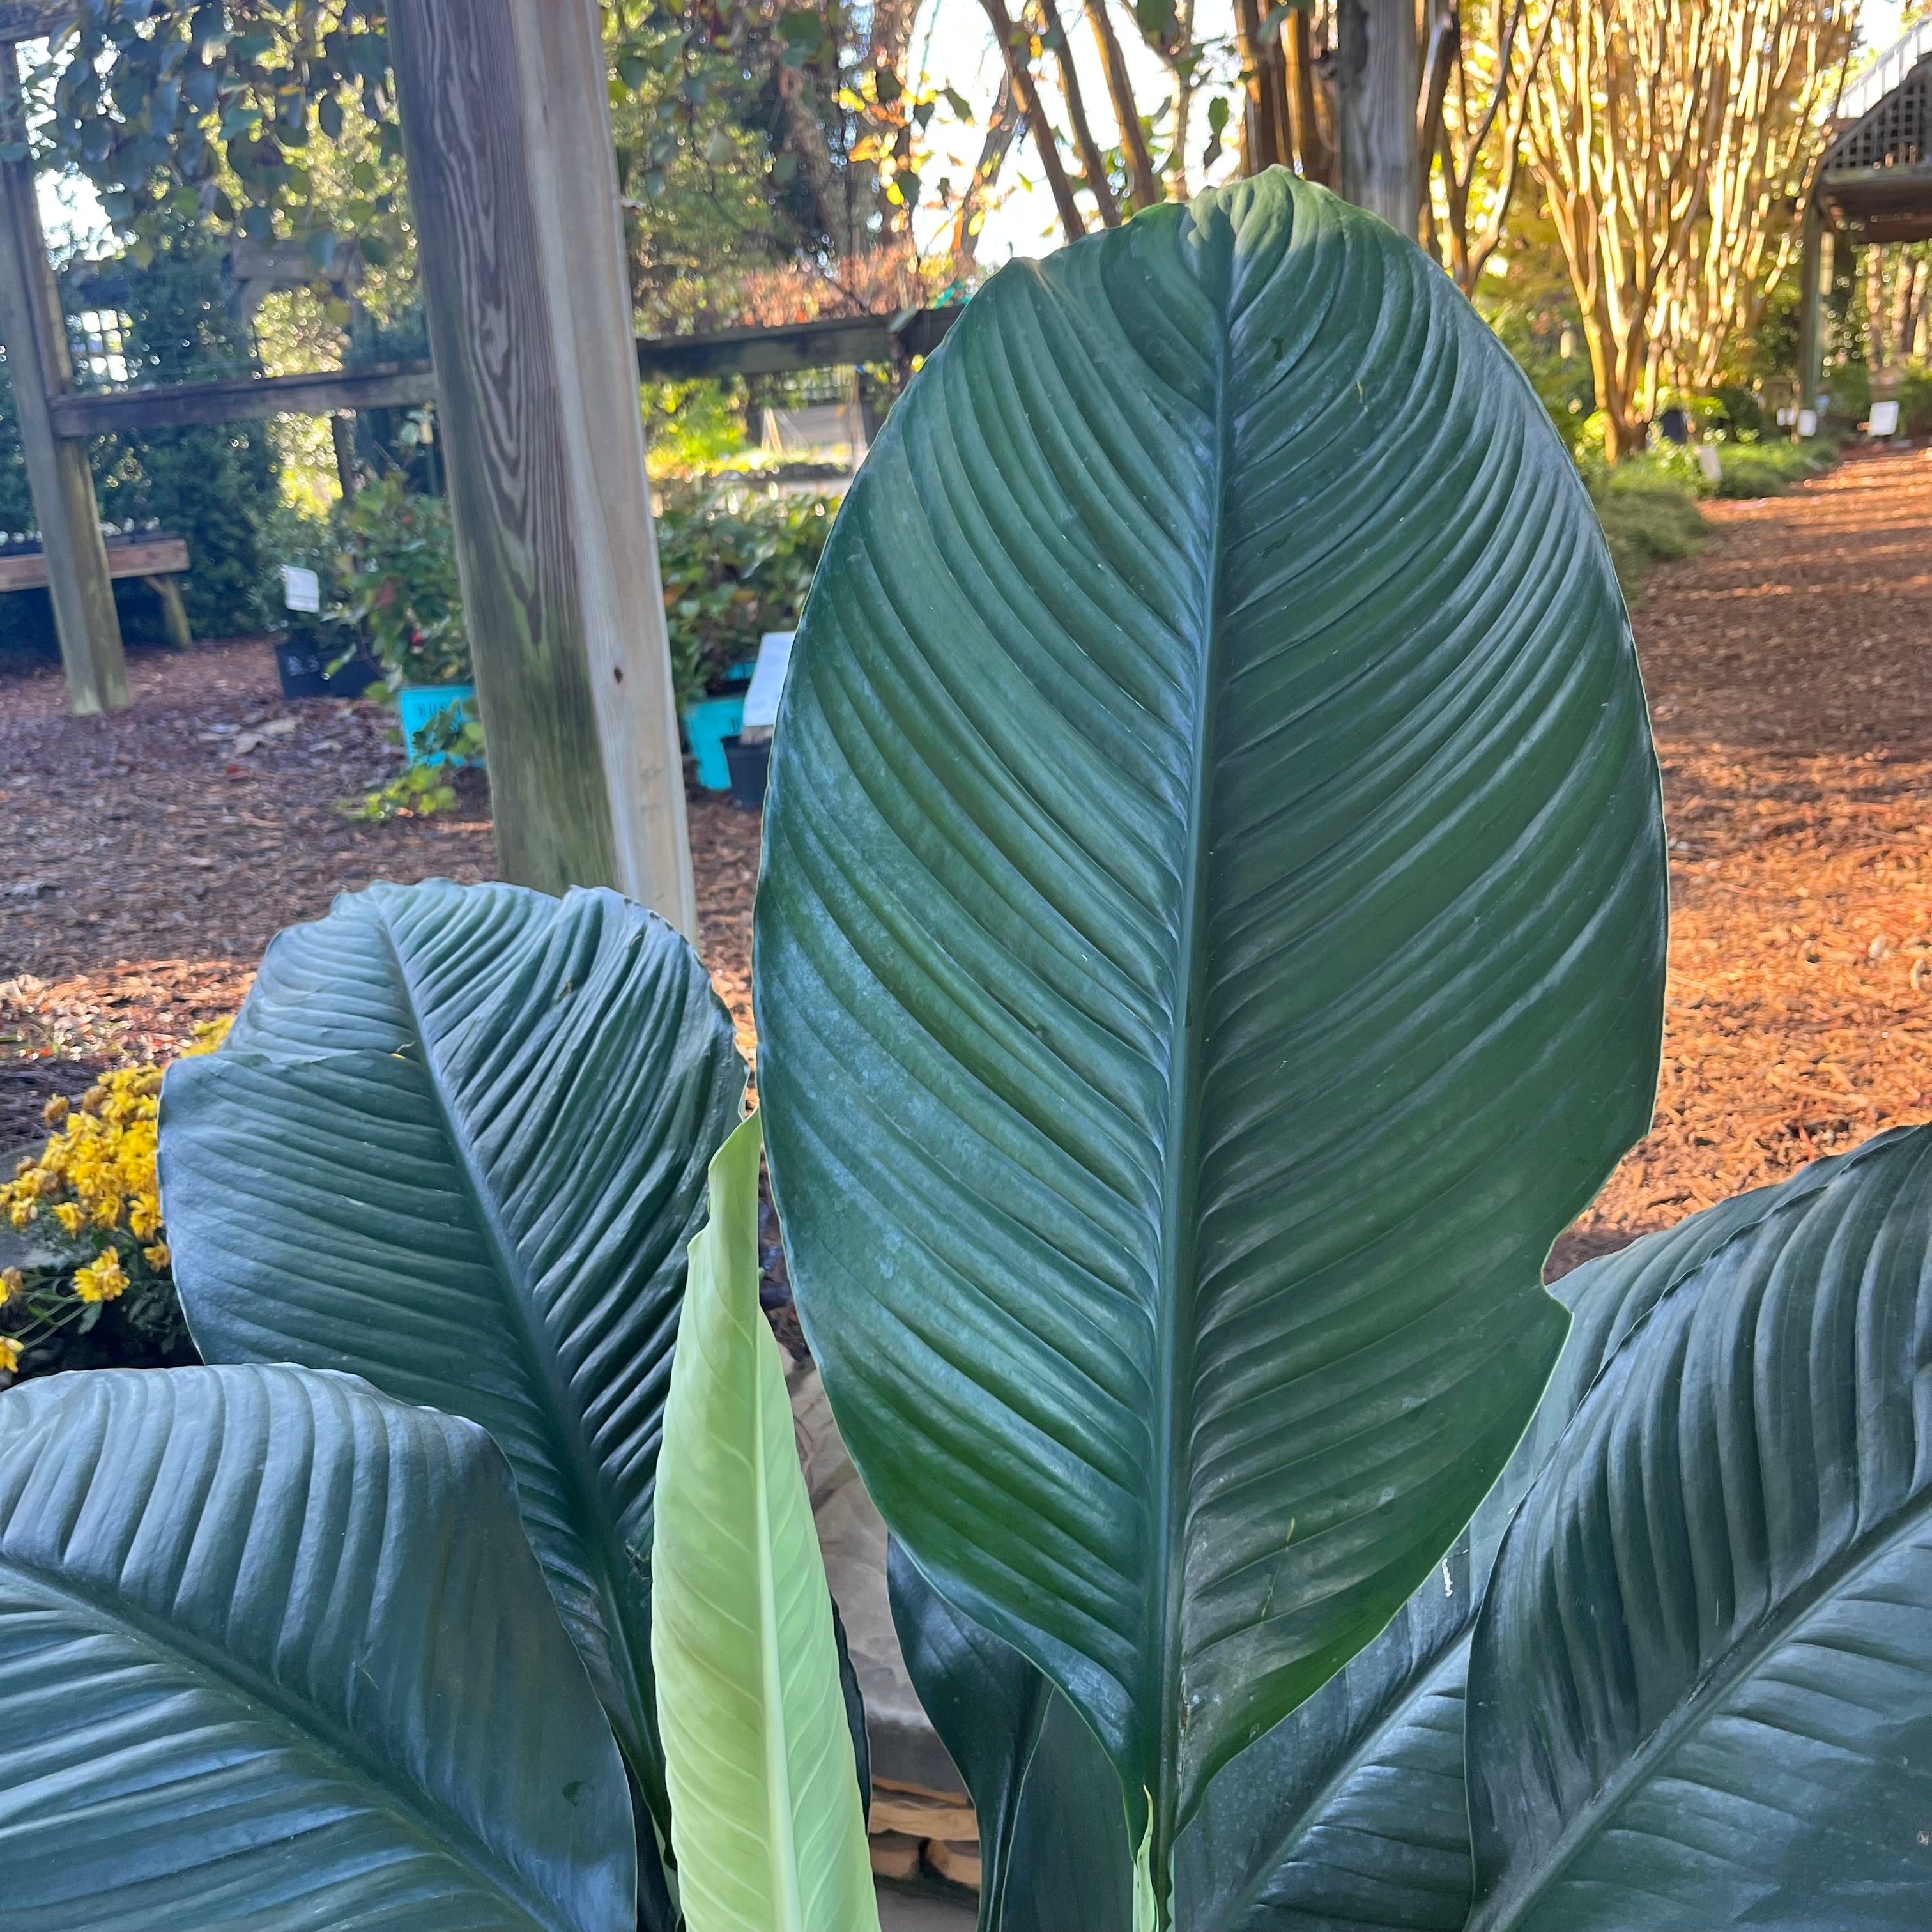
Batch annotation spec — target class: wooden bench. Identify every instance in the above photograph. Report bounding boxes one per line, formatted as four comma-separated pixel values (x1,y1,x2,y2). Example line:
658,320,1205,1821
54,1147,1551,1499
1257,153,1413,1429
0,535,193,650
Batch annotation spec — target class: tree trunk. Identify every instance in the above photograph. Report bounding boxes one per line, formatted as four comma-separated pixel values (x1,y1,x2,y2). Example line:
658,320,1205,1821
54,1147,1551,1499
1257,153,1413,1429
978,0,1089,239
1284,7,1335,185
1085,0,1161,208
1337,0,1421,235
1234,0,1292,172
775,61,847,254
1038,0,1121,221
952,70,1021,271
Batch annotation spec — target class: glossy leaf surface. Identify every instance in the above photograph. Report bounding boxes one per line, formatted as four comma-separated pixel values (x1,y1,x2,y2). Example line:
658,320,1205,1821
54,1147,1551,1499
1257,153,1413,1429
0,1365,634,1932
160,878,745,1874
653,1115,878,1932
1469,1123,1932,1931
1176,1144,1877,1932
755,165,1666,1870
901,1153,1853,1932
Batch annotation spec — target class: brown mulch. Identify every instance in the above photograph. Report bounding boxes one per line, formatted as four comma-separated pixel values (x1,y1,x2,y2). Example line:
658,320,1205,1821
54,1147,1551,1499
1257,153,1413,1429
6,446,1932,1278
0,638,494,1139
1554,445,1932,1269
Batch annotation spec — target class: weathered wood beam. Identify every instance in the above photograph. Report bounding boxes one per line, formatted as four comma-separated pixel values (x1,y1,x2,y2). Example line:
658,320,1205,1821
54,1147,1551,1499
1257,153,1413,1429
1337,0,1422,238
0,3,73,47
634,305,960,380
0,535,187,592
0,44,125,714
1797,192,1826,424
33,311,965,439
387,0,696,931
49,360,438,434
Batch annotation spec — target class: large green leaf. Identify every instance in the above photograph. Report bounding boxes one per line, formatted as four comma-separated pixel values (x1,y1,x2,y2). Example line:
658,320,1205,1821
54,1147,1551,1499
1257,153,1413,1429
0,1365,634,1932
900,1149,1866,1931
1173,1144,1875,1932
652,1114,878,1932
753,165,1666,1885
159,878,745,1886
1468,1123,1932,1931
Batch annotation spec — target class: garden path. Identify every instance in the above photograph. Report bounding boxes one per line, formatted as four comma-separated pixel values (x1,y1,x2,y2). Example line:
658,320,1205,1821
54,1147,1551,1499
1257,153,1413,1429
1554,443,1932,1270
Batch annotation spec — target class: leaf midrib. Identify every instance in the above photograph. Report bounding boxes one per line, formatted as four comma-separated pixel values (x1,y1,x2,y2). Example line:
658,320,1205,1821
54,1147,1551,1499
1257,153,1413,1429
375,916,659,1786
1150,233,1233,1874
1478,1476,1932,1929
1,1554,566,1932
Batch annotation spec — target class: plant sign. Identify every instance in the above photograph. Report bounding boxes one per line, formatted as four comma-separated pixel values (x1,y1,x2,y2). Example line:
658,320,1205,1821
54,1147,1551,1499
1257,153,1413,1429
0,173,1926,1932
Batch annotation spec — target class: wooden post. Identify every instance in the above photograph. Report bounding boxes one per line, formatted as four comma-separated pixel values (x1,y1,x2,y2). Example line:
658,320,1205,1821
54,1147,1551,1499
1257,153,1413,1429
1797,192,1826,432
385,0,696,932
0,42,127,716
1337,0,1422,238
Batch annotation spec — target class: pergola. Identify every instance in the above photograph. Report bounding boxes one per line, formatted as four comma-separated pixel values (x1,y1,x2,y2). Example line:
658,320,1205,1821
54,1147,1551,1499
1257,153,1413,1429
1798,20,1932,416
0,0,958,934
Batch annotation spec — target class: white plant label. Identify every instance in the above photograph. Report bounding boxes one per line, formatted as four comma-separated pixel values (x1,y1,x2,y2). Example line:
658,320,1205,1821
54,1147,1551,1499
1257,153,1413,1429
742,630,796,732
281,565,321,613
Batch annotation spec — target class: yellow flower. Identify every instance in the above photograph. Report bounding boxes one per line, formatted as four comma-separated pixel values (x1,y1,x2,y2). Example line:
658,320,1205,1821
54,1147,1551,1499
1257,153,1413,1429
0,1267,19,1306
42,1094,68,1128
54,1202,85,1237
143,1242,171,1271
0,1337,18,1374
74,1252,127,1304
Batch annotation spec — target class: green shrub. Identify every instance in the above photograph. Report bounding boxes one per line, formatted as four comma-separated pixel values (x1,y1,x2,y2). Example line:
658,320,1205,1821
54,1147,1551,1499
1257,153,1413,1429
654,478,836,709
1899,364,1932,438
298,471,836,714
1583,471,1708,595
2,227,277,648
1710,438,1831,499
334,474,470,689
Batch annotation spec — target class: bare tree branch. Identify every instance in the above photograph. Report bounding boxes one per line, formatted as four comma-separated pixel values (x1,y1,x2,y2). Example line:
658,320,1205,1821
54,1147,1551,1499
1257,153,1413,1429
977,0,1089,238
1085,0,1162,208
1038,0,1122,221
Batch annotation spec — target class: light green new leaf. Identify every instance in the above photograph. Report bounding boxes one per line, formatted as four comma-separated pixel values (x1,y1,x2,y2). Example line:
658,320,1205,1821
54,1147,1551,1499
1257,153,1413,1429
653,1114,879,1932
0,1365,634,1932
754,166,1667,1884
1468,1123,1932,1931
158,878,745,1890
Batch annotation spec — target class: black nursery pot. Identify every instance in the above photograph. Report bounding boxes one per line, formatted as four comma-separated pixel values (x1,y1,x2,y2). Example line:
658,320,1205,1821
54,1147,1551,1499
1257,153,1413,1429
721,734,770,811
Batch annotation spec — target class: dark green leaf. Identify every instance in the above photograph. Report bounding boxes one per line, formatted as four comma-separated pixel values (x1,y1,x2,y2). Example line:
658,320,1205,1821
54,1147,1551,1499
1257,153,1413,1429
160,880,744,1910
894,1537,1137,1932
0,1366,634,1932
891,1540,1054,1927
1174,1148,1862,1932
755,170,1665,1885
1468,1123,1932,1931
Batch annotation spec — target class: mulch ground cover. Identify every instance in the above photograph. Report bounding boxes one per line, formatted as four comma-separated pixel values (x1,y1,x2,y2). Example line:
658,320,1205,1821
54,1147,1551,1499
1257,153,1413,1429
6,443,1931,1271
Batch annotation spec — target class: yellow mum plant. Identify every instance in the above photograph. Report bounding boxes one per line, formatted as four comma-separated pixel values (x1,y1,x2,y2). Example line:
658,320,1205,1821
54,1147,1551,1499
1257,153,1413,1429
0,1018,228,1381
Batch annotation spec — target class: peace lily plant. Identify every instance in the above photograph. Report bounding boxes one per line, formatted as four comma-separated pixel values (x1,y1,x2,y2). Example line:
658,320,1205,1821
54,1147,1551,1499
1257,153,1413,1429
1,172,1926,1932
